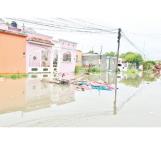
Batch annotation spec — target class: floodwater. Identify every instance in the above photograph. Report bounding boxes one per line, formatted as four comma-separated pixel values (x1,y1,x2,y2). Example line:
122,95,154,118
0,72,161,127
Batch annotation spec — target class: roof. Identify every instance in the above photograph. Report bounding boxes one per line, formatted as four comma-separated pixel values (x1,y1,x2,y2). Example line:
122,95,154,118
27,37,54,45
0,29,27,37
59,39,77,44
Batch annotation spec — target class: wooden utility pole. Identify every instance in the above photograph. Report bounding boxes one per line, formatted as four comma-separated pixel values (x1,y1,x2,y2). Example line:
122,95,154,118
113,28,121,115
115,28,122,72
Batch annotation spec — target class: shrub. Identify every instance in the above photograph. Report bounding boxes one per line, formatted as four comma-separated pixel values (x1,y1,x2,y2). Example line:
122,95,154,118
75,66,85,74
89,66,100,73
143,61,156,70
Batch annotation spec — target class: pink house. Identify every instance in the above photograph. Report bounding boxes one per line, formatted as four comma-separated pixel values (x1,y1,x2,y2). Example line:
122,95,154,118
26,33,54,73
26,36,77,78
54,39,77,79
1,20,77,77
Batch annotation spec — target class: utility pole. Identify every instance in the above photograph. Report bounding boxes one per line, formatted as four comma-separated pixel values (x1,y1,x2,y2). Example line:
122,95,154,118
114,28,121,115
115,28,122,72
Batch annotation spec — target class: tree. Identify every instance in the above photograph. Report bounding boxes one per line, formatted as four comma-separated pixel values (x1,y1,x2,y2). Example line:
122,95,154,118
104,51,116,57
120,52,143,67
88,49,94,53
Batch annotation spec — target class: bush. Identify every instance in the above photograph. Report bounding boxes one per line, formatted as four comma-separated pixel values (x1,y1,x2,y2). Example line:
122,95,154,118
75,66,85,74
89,66,100,73
143,61,156,70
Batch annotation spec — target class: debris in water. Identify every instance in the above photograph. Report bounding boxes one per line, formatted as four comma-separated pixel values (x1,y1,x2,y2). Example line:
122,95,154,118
77,81,114,91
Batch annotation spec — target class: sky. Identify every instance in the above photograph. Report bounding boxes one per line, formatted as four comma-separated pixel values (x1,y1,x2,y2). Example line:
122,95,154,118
1,0,161,60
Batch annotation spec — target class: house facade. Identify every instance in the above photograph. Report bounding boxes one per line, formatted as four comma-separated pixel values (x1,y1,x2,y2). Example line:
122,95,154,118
0,20,78,76
26,34,54,73
54,39,77,79
0,28,27,74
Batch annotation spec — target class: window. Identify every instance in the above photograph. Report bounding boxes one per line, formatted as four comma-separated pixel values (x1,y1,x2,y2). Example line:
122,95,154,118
31,68,38,71
43,68,48,71
63,51,71,62
41,50,50,67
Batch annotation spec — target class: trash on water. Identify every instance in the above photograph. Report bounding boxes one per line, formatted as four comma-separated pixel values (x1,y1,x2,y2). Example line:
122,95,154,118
77,81,114,91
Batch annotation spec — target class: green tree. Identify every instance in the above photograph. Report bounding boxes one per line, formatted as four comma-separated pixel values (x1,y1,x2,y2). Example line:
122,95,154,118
104,51,116,57
120,52,143,67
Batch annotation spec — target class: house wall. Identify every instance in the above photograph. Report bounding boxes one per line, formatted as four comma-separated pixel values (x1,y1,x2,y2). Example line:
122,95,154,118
0,31,26,74
76,50,82,66
26,42,52,73
56,40,77,77
82,54,107,71
58,48,76,74
26,34,53,73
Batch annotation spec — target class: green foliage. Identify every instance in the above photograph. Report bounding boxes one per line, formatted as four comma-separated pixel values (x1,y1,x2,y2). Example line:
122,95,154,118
75,66,82,74
143,61,156,70
88,66,100,73
126,69,138,74
142,72,156,82
75,66,101,74
105,51,116,57
120,71,158,87
75,66,88,74
0,74,28,79
120,76,142,87
120,52,144,66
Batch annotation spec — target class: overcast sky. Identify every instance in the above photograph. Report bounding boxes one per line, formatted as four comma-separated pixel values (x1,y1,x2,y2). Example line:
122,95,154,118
1,0,161,60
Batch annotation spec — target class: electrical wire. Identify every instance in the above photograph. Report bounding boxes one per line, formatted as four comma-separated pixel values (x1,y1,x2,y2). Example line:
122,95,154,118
122,31,146,57
6,17,118,34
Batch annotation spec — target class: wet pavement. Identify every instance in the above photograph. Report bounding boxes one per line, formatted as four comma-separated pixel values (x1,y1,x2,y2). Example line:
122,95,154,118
0,72,161,127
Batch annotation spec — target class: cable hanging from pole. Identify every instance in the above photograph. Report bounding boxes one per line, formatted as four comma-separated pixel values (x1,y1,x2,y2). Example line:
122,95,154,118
5,17,118,34
122,31,146,57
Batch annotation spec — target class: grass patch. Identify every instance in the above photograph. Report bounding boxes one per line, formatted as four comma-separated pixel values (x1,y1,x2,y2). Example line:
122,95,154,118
75,66,86,74
125,69,139,75
88,66,101,73
75,66,102,75
0,74,28,79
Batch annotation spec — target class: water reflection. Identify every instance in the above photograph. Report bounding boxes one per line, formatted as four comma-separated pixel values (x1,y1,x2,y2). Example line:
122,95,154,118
0,71,160,126
0,72,159,115
113,71,160,115
0,78,75,114
119,73,143,87
119,71,159,87
0,79,26,114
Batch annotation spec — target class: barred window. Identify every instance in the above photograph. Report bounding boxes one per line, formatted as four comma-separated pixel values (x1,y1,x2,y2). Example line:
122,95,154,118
63,51,71,62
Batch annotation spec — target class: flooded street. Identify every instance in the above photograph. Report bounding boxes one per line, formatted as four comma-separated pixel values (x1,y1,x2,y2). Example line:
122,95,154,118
0,72,161,127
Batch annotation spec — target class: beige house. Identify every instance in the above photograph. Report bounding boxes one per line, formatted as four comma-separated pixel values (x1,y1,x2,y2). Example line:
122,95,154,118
76,50,82,66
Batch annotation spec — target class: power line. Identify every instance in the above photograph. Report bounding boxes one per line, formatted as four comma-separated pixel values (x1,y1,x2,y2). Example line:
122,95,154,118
6,17,118,34
122,32,146,58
